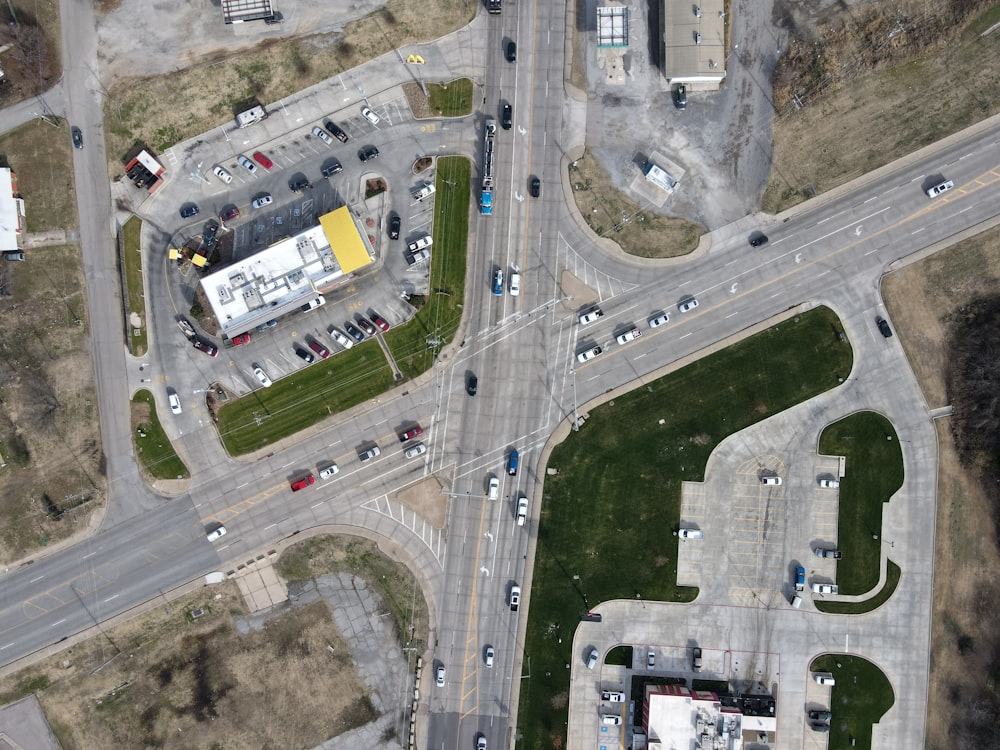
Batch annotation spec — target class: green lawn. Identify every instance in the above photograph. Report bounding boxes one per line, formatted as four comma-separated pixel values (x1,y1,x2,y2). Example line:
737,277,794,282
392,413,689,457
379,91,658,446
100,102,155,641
426,79,474,117
131,390,188,479
122,216,147,356
518,308,853,750
818,412,903,595
218,157,471,456
809,654,894,749
816,561,900,615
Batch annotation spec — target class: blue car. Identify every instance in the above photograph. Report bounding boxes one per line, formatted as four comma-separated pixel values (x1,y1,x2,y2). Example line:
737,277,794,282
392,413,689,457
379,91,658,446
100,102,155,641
492,270,504,296
507,449,519,476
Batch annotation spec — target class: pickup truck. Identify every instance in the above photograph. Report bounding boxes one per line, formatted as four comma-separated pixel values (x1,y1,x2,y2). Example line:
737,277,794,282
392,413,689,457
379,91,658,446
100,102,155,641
795,566,806,591
413,183,436,202
408,235,433,252
814,547,843,559
407,248,430,265
579,306,604,325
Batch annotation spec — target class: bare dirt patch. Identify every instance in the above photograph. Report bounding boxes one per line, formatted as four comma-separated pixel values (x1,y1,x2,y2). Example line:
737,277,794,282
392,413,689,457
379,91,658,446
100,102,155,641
0,245,103,563
0,120,78,233
0,0,61,107
395,470,451,529
568,150,702,259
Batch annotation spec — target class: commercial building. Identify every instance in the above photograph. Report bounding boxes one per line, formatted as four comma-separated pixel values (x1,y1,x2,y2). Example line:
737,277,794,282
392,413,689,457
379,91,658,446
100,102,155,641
0,168,25,253
633,684,776,748
662,0,727,88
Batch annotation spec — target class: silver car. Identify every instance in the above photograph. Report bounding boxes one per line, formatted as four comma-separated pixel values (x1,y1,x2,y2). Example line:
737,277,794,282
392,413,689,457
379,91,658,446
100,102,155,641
678,297,700,313
237,155,257,174
404,443,427,459
312,126,334,145
319,463,339,479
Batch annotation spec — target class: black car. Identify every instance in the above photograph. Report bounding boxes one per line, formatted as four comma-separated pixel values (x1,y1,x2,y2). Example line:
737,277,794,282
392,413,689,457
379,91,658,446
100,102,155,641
389,215,401,240
321,158,343,178
71,126,83,149
529,176,540,198
808,710,832,722
506,40,517,62
673,84,687,110
202,220,219,248
467,374,478,396
358,145,380,162
289,177,311,193
179,204,200,219
356,316,377,336
501,103,512,130
876,317,893,338
294,347,315,364
345,322,365,342
324,120,349,143
749,233,768,247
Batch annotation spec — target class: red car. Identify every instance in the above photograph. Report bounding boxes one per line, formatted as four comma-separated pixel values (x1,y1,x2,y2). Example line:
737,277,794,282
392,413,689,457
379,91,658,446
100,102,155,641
290,474,315,492
356,317,377,336
253,151,274,170
193,339,218,357
231,332,251,346
220,206,240,221
308,340,331,359
371,313,390,332
399,425,423,442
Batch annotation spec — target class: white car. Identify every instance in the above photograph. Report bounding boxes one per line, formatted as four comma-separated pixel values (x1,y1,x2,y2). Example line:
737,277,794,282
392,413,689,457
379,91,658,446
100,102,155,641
404,443,427,459
329,327,354,349
253,366,272,388
435,665,445,687
647,649,655,669
359,445,381,462
819,478,840,488
485,646,494,667
616,326,642,345
362,106,381,125
312,126,334,145
602,691,625,702
168,392,182,414
302,295,326,311
601,714,622,726
678,298,699,313
678,528,703,539
407,235,433,252
926,179,954,198
237,155,257,174
252,194,273,209
576,345,602,364
579,306,604,325
813,672,836,685
760,475,783,486
477,735,487,750
648,313,670,328
509,585,520,611
319,463,339,479
587,648,599,669
811,583,838,595
516,496,528,526
212,165,233,184
206,525,227,542
487,476,500,500
509,271,521,296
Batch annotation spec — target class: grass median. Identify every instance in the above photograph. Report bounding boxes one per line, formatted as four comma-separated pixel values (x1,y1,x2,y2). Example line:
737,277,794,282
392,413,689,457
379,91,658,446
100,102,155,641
218,157,470,456
809,654,894,749
130,390,188,480
519,307,853,750
121,216,146,356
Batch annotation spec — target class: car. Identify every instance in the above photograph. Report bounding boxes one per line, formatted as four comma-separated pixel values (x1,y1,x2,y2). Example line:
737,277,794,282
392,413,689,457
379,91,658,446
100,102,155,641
509,585,520,611
359,445,381,462
616,326,642,345
371,313,390,332
289,177,311,193
507,449,519,476
678,528,703,539
220,206,240,222
231,332,250,346
290,474,316,492
813,672,836,685
193,339,218,357
506,40,517,62
252,194,273,209
356,316,377,336
926,179,954,198
647,649,655,669
467,374,478,396
749,233,769,247
678,297,700,313
329,327,354,349
252,151,273,169
509,271,521,296
811,583,838,595
179,204,200,219
586,648,599,669
404,443,427,459
487,476,500,500
579,306,604,325
361,106,381,125
168,391,182,415
692,647,702,671
213,165,233,184
485,646,495,667
295,347,315,364
492,269,504,296
388,215,401,240
399,426,424,442
319,463,340,480
202,220,219,247
529,176,540,198
808,710,832,722
876,316,893,337
673,84,687,110
516,496,528,526
256,319,278,333
206,525,227,542
477,735,487,750
302,295,326,312
819,478,840,488
501,103,512,129
324,120,349,142
790,594,803,608
308,340,331,359
601,714,622,726
810,722,831,733
312,125,334,145
576,345,603,363
321,159,343,178
814,547,843,559
358,145,380,162
435,665,446,687
760,475,782,486
71,126,83,149
648,312,670,328
602,691,625,702
795,566,806,590
3,251,24,262
237,155,257,174
253,366,272,387
345,322,365,342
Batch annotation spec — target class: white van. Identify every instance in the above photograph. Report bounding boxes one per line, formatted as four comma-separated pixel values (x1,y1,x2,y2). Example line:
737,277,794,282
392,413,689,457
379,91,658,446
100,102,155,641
487,476,500,500
789,594,802,608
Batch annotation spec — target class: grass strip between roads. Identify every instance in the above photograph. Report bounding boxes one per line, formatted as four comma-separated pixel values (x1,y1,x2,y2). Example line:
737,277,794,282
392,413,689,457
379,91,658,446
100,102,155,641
817,412,903,595
217,157,470,456
519,307,853,750
809,654,895,750
130,390,188,479
121,216,147,356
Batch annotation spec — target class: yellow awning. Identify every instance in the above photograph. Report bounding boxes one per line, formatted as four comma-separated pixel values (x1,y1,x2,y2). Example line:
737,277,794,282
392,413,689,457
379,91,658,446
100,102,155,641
319,206,372,275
